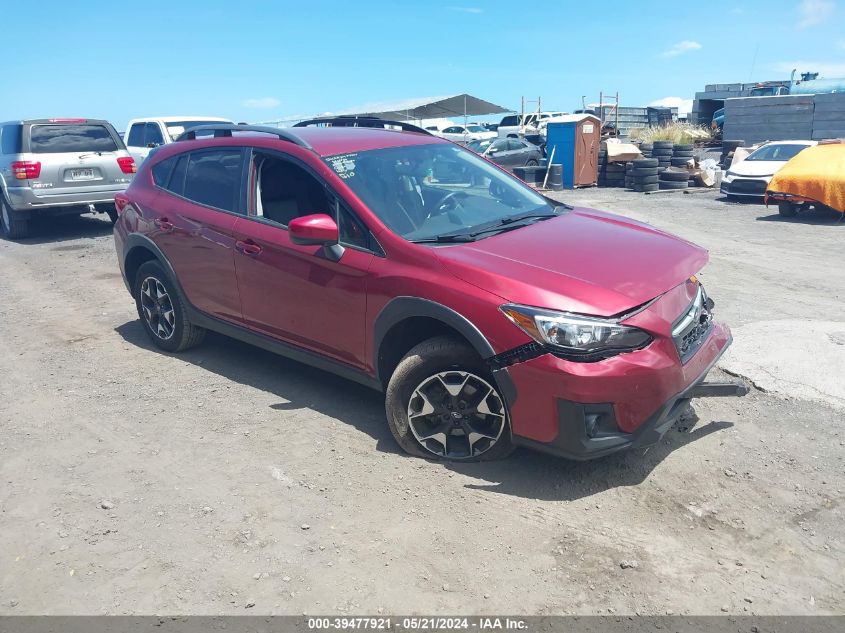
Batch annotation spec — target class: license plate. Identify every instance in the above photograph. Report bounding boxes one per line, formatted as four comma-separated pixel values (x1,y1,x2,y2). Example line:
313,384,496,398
70,168,95,180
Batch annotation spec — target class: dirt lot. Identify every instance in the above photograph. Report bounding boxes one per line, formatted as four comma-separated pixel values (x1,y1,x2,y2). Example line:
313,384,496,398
1,190,843,616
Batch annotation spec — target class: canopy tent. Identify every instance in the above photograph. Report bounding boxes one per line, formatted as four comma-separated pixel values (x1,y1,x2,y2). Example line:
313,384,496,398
335,94,511,123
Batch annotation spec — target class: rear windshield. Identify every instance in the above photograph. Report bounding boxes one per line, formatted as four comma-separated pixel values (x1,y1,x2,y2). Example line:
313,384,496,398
29,124,119,153
499,115,520,127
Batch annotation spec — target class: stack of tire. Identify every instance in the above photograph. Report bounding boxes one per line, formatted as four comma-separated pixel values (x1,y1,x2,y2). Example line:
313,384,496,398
630,158,659,192
720,140,744,169
651,140,673,170
639,142,653,158
625,161,634,189
658,168,689,190
603,162,626,187
597,145,607,186
671,143,695,168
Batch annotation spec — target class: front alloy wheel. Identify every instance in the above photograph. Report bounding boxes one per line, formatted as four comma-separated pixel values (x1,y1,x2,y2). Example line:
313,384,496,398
140,276,176,340
408,370,506,459
385,336,514,461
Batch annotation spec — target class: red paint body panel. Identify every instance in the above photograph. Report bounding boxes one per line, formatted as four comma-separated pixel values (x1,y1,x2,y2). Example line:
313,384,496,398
434,208,708,317
288,214,339,244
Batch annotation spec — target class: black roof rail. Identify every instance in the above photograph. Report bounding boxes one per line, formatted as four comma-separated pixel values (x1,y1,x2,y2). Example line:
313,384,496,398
174,123,312,150
293,116,431,135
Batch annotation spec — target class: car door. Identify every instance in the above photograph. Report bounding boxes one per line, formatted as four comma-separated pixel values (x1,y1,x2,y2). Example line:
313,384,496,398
508,139,530,167
149,147,246,323
231,150,374,369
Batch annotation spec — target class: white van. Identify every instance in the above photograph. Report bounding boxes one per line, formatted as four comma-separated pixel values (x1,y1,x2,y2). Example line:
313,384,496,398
124,116,234,164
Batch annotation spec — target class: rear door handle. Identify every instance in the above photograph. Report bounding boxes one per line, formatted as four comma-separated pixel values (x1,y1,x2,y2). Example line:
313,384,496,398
235,240,262,256
154,218,174,232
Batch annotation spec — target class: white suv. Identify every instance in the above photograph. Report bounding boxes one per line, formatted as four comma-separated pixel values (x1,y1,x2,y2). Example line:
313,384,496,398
124,116,233,165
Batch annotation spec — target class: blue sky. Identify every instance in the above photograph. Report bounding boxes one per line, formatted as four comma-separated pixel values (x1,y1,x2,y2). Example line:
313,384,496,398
1,0,843,129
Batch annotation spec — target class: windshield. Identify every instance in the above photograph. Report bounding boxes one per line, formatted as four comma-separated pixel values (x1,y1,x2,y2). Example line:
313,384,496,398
325,143,556,242
499,115,520,127
466,125,485,133
746,144,809,162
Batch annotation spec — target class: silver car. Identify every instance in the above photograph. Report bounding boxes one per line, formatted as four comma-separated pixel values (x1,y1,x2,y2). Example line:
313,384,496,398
0,118,135,239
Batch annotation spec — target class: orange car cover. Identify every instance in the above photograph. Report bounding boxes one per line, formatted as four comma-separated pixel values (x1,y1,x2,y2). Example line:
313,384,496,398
766,143,845,213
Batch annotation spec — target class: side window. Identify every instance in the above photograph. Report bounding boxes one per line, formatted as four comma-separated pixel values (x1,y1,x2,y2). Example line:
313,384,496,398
336,203,370,250
254,154,331,226
184,149,244,213
167,155,188,197
127,124,145,147
507,139,524,151
144,123,164,147
1,124,23,154
492,140,510,152
151,156,177,187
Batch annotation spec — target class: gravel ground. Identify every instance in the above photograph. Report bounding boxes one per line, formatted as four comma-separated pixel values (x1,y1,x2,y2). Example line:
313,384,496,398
0,189,843,616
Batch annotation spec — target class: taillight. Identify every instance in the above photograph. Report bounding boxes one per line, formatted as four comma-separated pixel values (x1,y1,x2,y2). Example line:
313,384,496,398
12,161,41,180
117,156,136,174
114,193,130,215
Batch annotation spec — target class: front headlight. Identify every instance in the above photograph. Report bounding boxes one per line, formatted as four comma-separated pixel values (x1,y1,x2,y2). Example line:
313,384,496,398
500,304,652,361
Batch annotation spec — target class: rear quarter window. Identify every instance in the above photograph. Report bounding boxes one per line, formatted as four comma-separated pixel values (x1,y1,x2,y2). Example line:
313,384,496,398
1,124,23,154
29,124,119,153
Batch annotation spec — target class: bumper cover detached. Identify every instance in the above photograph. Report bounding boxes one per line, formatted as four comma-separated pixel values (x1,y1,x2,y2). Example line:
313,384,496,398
506,324,746,460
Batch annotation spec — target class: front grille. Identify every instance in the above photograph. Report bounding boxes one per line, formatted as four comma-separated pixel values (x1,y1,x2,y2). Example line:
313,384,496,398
671,285,714,363
729,178,767,195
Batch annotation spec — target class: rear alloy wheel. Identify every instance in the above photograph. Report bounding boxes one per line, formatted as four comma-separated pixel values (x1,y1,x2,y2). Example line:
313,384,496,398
134,261,205,352
0,198,29,240
385,336,514,461
526,159,539,167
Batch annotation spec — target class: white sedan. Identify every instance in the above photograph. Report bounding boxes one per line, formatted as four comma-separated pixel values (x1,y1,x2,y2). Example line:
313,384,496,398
439,124,497,144
721,140,817,198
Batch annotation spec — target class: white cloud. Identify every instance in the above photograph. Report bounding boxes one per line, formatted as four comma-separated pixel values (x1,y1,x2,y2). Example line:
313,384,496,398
449,6,483,13
772,61,845,76
797,0,835,28
648,97,694,116
242,97,281,109
659,40,702,58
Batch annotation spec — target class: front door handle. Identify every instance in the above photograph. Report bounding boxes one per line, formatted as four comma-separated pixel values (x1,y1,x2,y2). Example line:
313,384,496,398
154,218,174,232
235,240,262,256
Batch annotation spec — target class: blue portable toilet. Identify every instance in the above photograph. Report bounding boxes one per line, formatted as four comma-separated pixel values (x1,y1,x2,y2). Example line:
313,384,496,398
544,114,601,188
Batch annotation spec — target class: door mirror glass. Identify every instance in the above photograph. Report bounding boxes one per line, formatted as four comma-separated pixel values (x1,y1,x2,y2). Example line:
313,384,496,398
289,214,339,246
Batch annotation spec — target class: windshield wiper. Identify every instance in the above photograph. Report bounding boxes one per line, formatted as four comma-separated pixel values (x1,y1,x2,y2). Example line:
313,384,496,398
466,209,560,237
409,234,477,244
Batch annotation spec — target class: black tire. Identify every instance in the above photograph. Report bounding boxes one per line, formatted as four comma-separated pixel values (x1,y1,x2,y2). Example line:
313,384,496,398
658,180,689,190
673,144,694,152
525,159,539,167
634,183,660,192
778,201,797,217
633,158,658,168
385,336,514,462
0,197,29,240
671,157,693,167
106,210,119,224
633,175,659,184
660,170,690,182
653,140,674,150
631,167,659,177
605,163,625,172
651,149,673,157
134,261,206,353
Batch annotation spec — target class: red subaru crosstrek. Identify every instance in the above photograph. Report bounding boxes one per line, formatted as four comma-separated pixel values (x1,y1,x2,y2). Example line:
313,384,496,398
113,119,746,462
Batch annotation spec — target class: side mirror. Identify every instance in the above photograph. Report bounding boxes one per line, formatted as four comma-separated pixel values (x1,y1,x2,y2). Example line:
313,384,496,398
487,147,498,154
289,213,339,246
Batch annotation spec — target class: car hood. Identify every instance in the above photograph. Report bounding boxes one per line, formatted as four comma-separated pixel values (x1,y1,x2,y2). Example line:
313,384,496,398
433,207,708,317
728,160,785,177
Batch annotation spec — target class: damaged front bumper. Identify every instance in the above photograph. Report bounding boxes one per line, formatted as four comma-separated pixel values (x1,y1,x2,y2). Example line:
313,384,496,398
497,322,746,461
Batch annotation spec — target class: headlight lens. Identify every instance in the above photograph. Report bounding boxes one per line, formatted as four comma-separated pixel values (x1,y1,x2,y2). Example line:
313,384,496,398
500,304,652,361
